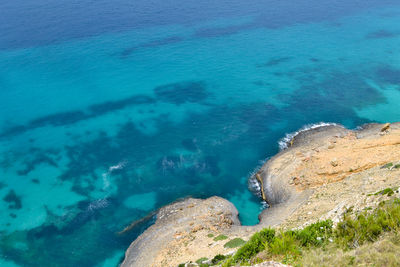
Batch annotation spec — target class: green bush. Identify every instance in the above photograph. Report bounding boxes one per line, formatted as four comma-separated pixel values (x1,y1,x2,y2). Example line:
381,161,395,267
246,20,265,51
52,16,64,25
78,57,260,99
224,238,246,248
269,231,300,257
231,228,276,263
195,257,208,264
293,220,333,247
381,163,393,169
335,199,400,249
211,254,226,264
374,188,395,196
213,234,228,241
220,198,400,266
207,233,214,238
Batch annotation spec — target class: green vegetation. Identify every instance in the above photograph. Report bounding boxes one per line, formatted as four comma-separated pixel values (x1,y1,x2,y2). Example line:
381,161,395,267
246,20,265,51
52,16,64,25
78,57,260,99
211,254,226,264
213,234,228,241
373,187,395,197
302,231,400,266
184,196,400,266
335,199,400,249
395,164,400,169
196,257,208,264
381,162,393,169
224,238,246,248
207,233,214,238
223,228,276,266
219,197,400,266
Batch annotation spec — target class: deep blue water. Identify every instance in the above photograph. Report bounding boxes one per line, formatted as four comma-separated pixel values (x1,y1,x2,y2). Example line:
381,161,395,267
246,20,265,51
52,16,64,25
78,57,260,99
1,0,400,266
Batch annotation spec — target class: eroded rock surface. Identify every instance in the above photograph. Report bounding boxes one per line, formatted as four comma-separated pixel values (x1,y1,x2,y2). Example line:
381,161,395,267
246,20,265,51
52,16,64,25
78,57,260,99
258,122,400,224
122,122,400,266
121,197,241,267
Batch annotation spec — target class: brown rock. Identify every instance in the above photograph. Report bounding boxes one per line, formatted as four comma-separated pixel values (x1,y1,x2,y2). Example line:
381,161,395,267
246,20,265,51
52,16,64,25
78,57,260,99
381,123,390,132
121,197,240,267
191,225,203,233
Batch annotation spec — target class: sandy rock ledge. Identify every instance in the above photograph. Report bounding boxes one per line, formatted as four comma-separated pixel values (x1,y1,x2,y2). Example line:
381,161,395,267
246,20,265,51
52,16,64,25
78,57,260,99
121,197,241,267
122,122,400,266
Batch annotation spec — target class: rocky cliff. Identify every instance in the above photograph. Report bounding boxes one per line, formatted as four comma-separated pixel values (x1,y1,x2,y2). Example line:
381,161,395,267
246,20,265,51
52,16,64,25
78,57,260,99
121,122,400,267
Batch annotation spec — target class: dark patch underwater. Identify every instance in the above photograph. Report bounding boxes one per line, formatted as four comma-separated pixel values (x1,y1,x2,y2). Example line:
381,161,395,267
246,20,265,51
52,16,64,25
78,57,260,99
376,65,400,85
365,29,400,39
0,80,209,139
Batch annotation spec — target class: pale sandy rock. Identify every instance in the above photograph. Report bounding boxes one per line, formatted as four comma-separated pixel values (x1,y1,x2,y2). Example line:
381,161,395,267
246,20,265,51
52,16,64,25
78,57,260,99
122,122,400,267
251,261,291,267
121,197,241,267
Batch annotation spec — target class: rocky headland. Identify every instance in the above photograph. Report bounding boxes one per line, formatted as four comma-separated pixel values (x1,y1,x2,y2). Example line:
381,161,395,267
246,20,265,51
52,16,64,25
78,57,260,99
121,122,400,267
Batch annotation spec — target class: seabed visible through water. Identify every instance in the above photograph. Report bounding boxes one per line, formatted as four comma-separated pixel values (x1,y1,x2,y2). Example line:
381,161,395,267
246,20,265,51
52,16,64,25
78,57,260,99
0,0,400,266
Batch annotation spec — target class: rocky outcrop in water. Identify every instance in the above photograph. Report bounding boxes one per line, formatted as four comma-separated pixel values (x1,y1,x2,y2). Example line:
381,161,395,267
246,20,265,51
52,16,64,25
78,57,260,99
122,122,400,266
257,122,400,224
121,197,241,267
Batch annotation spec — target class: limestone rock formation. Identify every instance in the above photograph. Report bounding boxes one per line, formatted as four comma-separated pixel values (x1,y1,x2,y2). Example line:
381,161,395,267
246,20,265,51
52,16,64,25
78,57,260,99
122,122,400,266
121,197,240,267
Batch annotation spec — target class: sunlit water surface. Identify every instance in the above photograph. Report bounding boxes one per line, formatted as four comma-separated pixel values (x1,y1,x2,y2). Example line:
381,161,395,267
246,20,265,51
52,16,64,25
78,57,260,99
1,0,400,266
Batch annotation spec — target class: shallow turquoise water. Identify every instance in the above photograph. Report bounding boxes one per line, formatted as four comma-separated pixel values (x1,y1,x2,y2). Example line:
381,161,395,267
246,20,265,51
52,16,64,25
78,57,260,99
1,0,400,266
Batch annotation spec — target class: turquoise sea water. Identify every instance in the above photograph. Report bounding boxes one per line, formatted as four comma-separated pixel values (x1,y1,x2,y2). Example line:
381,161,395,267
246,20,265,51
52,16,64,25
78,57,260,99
1,0,400,266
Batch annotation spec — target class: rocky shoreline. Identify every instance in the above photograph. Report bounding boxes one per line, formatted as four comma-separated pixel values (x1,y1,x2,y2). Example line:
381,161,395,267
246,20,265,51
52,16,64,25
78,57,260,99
121,122,400,267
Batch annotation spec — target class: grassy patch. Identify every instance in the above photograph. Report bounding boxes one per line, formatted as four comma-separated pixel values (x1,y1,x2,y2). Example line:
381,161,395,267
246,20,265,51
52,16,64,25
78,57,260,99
213,234,228,241
302,232,400,266
374,187,395,196
224,238,246,248
207,233,214,238
381,162,393,169
221,198,400,266
195,257,208,264
223,228,276,266
335,200,400,249
211,254,226,264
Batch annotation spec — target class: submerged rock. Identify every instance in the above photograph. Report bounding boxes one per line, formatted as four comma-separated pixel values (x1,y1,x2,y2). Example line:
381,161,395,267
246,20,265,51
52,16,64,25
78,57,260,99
3,189,22,210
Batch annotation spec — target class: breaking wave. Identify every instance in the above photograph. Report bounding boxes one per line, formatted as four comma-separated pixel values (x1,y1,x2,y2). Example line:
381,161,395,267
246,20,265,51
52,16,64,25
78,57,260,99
278,122,340,150
102,160,127,190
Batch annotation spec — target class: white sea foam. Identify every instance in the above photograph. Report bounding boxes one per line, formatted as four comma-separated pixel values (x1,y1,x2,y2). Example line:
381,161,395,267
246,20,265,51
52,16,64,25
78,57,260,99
248,122,340,201
248,175,261,197
87,198,109,212
108,161,127,172
247,158,269,198
102,160,127,190
102,173,111,190
160,157,176,173
278,122,340,150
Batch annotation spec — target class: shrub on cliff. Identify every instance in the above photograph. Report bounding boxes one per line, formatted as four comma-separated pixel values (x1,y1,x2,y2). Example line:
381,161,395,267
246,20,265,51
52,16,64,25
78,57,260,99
211,254,226,264
224,238,246,248
222,198,400,266
213,234,228,241
335,199,400,249
228,228,275,264
293,219,333,247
